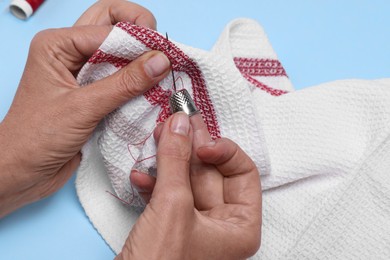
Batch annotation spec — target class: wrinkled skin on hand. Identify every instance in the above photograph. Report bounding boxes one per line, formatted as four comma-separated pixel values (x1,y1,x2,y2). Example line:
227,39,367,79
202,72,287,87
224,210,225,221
0,1,262,258
0,0,168,217
118,113,262,260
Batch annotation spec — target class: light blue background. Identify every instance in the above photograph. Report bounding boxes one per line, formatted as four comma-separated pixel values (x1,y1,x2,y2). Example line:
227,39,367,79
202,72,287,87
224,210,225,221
0,1,389,259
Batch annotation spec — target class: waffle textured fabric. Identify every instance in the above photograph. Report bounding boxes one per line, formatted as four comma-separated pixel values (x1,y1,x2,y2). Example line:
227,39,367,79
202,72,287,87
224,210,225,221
76,18,390,258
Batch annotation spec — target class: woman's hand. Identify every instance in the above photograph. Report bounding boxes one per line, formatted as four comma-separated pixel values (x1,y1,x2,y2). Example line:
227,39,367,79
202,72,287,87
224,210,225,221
74,0,156,29
0,25,170,217
132,114,255,209
119,112,262,260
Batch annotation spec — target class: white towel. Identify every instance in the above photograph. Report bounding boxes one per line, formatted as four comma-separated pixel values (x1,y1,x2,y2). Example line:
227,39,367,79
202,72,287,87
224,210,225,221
76,18,390,258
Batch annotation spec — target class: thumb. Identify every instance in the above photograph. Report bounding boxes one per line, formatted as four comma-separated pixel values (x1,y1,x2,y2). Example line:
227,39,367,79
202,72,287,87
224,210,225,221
78,50,170,120
152,112,193,204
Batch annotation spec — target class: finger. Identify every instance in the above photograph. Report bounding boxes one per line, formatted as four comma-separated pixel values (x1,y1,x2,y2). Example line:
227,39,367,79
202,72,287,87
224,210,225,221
190,114,224,210
190,114,211,151
153,122,164,144
152,112,193,205
77,51,170,122
30,26,113,74
197,138,261,206
130,170,156,192
74,0,157,29
130,170,156,204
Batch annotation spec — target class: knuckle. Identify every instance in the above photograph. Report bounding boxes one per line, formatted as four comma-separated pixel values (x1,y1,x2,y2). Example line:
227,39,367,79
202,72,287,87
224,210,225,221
30,29,53,50
142,8,155,19
30,32,43,48
157,188,192,209
141,10,157,28
237,216,262,257
224,138,257,173
242,233,261,258
159,138,191,162
119,66,150,97
229,233,261,259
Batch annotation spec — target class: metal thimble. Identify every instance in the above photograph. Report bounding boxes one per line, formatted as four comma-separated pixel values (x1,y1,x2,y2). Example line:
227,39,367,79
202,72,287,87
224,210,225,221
169,89,199,116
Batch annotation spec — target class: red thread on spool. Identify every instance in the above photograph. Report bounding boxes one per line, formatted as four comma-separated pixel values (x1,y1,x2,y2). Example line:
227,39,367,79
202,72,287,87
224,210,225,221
9,0,45,19
26,0,44,11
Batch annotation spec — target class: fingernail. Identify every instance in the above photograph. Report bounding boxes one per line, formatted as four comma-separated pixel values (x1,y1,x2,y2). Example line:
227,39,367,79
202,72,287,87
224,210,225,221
171,112,190,136
144,52,170,78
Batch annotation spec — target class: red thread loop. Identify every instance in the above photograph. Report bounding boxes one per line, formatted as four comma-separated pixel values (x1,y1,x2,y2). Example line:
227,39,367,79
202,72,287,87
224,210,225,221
26,0,44,11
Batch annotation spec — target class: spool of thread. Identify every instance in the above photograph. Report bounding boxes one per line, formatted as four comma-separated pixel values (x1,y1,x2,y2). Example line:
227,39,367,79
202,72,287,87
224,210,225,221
9,0,45,20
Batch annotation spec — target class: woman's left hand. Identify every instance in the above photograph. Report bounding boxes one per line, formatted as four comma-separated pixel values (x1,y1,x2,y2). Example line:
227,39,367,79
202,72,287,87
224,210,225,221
74,0,156,29
0,25,170,217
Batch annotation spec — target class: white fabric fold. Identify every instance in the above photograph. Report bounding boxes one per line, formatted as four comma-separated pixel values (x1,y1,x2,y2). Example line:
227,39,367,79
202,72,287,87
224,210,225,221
257,79,390,259
76,18,390,258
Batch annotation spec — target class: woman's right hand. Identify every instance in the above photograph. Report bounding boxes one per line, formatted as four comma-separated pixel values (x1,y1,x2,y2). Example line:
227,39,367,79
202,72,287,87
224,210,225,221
119,112,262,259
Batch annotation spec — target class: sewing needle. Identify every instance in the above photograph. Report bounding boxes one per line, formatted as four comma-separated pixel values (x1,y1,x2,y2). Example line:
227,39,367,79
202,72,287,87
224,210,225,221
165,32,177,93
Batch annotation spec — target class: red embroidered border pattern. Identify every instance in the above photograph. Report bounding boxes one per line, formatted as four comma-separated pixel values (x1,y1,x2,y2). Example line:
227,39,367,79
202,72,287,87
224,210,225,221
144,85,172,122
234,57,288,96
116,22,221,139
234,57,287,77
243,74,287,96
89,49,130,68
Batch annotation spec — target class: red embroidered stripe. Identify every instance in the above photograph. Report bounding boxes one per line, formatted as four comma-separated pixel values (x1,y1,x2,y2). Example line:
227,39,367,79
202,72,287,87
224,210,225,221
234,57,288,96
144,85,172,122
243,74,287,96
144,85,171,106
234,57,287,77
116,22,221,139
88,49,130,68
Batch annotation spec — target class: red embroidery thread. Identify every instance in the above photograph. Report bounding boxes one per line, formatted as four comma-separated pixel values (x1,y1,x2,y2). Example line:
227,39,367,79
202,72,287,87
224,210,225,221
143,85,172,123
243,74,287,96
116,23,221,139
89,49,130,68
106,190,132,206
234,57,287,77
127,130,156,164
234,57,289,96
